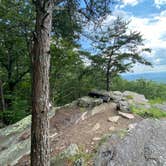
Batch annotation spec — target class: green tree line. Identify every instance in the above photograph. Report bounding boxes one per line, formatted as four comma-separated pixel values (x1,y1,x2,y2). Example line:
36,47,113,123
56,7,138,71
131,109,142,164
0,0,153,125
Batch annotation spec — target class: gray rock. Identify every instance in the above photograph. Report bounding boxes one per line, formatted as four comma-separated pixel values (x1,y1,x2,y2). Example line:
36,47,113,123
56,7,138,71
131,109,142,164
110,91,123,102
61,144,79,158
51,144,79,166
77,96,103,108
95,119,166,166
0,105,72,166
89,90,111,102
0,116,31,166
118,100,130,112
74,158,85,166
111,91,151,112
123,91,150,108
153,103,166,112
118,111,134,119
90,102,117,116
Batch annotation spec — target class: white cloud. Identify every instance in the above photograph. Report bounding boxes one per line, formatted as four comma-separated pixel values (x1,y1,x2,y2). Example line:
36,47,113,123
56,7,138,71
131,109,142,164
103,9,166,73
123,0,139,6
129,11,166,49
154,0,166,8
129,12,166,72
119,0,140,8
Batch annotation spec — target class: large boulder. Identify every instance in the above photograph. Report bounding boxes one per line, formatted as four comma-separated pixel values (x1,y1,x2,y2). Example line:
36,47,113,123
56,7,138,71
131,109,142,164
110,91,123,102
0,105,71,166
123,91,150,109
95,119,166,166
0,116,31,166
88,90,111,102
153,102,166,112
109,91,150,112
77,96,103,108
117,100,130,112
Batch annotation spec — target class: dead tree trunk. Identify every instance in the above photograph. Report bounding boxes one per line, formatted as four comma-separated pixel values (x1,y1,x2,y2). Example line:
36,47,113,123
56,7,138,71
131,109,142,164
31,1,53,166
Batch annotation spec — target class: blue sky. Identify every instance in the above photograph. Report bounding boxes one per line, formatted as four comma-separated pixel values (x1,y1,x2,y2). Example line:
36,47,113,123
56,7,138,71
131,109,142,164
110,0,166,73
81,0,166,73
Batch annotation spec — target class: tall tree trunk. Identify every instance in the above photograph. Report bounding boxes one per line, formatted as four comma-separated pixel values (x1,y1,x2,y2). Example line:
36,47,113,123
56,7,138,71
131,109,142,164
31,1,53,166
106,58,111,91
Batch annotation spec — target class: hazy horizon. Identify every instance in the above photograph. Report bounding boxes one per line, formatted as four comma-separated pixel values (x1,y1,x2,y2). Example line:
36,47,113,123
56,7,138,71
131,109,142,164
121,71,166,83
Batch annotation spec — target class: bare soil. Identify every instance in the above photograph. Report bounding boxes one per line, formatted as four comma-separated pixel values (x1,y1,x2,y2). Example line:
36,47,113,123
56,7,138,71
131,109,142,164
16,103,143,166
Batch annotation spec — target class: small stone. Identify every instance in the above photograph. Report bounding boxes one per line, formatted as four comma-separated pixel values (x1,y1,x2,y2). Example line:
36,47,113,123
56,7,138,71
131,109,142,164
61,144,79,158
74,158,84,166
108,116,120,123
118,111,134,119
92,137,101,141
81,112,87,121
91,142,95,145
128,123,137,131
75,112,87,124
92,123,100,131
109,126,115,131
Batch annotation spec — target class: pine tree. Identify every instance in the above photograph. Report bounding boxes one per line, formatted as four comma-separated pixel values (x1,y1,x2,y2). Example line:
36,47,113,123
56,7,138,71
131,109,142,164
92,17,152,91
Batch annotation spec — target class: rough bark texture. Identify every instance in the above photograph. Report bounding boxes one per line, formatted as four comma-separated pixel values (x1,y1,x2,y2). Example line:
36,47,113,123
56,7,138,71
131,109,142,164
106,57,111,91
31,1,53,166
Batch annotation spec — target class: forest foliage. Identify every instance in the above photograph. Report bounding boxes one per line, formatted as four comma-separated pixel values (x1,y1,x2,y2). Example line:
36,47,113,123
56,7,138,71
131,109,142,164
0,0,165,124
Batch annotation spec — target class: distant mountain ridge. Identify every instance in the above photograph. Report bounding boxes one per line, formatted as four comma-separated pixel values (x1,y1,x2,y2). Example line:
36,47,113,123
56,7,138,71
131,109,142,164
121,71,166,83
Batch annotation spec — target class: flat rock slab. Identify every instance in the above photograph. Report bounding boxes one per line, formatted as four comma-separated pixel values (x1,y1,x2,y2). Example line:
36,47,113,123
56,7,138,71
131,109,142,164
154,103,166,112
123,91,148,104
95,119,166,166
92,137,101,141
108,116,120,123
118,111,135,119
77,96,103,108
92,123,100,131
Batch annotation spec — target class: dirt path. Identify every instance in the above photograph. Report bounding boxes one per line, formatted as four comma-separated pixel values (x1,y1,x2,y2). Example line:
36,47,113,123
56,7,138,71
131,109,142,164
17,103,143,165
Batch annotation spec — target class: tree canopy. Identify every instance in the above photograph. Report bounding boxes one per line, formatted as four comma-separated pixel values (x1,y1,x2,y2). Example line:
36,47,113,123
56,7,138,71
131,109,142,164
90,17,152,90
0,0,152,123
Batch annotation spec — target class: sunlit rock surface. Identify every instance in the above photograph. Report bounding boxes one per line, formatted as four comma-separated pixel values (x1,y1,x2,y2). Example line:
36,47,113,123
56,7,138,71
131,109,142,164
95,119,166,166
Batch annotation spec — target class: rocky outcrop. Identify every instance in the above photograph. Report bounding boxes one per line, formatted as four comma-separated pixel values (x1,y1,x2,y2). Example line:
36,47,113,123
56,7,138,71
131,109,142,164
0,90,152,166
88,90,111,102
111,91,150,112
0,100,116,166
153,102,166,112
86,90,150,113
95,119,166,166
0,105,73,166
77,96,103,108
0,116,31,166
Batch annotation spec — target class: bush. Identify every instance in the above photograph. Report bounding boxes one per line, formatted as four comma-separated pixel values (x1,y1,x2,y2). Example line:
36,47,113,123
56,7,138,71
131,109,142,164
0,97,30,124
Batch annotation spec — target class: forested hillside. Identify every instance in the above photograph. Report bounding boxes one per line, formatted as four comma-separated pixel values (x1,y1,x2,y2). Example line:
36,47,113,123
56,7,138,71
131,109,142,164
0,1,166,166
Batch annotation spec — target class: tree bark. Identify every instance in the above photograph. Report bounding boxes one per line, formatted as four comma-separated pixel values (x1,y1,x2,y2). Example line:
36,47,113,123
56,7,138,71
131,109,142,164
106,57,111,91
31,1,53,166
